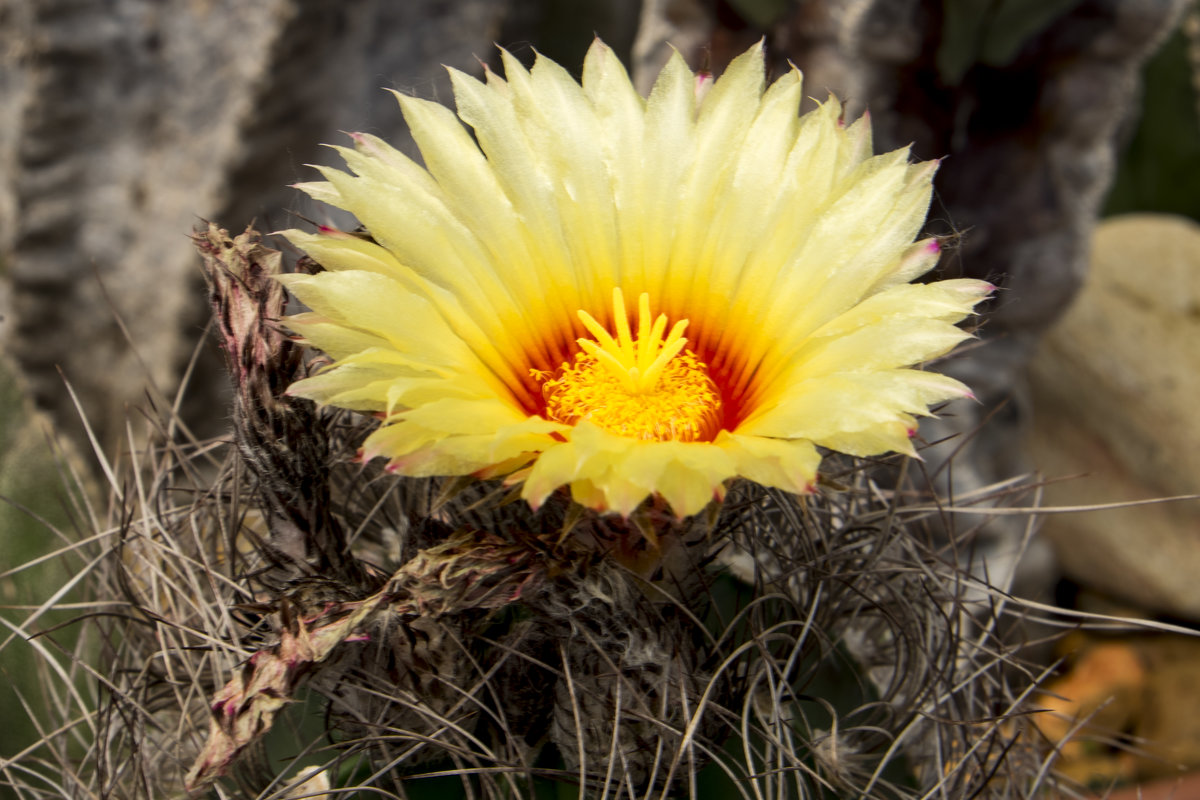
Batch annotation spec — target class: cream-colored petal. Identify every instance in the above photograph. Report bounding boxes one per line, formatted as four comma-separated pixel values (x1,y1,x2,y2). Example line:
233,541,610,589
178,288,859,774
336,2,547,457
789,319,972,379
327,139,440,199
715,433,821,496
581,39,647,300
291,179,342,207
839,107,874,169
448,64,584,320
315,168,526,336
809,279,992,340
522,424,736,516
279,229,408,278
706,98,850,374
518,51,622,316
869,238,944,292
394,93,567,349
686,69,805,348
765,152,923,327
614,440,733,515
635,50,696,301
314,163,546,366
364,414,561,477
284,233,544,404
740,369,971,445
284,314,395,361
293,367,487,415
660,43,766,323
725,158,934,398
815,419,918,458
278,272,479,371
287,366,395,412
396,397,530,435
739,280,986,412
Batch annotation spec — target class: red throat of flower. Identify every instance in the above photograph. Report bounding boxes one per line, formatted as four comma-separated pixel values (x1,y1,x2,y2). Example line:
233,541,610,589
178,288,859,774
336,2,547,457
536,289,723,442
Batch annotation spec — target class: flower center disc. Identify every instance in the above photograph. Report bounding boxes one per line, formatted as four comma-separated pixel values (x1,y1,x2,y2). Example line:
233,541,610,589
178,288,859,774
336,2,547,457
538,289,722,442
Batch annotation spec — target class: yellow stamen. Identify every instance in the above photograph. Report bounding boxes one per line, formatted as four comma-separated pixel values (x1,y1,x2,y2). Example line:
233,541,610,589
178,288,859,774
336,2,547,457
539,289,722,442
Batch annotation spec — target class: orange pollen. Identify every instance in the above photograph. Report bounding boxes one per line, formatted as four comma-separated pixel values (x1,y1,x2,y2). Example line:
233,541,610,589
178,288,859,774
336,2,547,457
536,289,722,443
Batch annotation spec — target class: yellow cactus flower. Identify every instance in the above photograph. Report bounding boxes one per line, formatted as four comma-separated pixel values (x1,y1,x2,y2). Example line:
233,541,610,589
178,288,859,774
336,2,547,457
279,40,990,518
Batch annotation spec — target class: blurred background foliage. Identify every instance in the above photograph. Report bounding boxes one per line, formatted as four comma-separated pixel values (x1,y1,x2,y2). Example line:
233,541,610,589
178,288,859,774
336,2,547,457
0,359,78,780
1106,21,1200,222
937,0,1086,83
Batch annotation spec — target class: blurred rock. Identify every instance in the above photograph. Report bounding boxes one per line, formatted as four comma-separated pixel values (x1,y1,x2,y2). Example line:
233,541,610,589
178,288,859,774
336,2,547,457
1034,637,1146,785
1029,214,1200,620
1034,633,1200,784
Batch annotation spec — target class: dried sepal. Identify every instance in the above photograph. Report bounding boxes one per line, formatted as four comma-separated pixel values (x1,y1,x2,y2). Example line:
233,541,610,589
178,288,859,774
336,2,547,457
185,528,546,791
193,221,362,580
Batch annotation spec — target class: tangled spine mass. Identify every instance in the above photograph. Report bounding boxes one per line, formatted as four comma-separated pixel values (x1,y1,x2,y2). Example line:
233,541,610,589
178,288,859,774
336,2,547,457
23,226,1037,799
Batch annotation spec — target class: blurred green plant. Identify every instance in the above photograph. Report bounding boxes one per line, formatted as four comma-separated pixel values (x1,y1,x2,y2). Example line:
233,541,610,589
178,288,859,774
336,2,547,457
1105,23,1200,223
0,359,78,776
937,0,1084,83
725,0,793,28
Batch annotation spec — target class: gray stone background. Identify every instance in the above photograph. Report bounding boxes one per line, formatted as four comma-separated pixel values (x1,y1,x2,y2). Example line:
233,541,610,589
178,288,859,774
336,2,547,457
1,0,1198,779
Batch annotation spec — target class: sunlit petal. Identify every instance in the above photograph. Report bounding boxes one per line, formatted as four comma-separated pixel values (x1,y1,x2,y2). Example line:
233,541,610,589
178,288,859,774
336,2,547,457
283,40,990,518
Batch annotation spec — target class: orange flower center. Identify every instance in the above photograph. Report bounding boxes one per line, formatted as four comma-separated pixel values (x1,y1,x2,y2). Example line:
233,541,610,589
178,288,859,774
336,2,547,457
537,289,722,442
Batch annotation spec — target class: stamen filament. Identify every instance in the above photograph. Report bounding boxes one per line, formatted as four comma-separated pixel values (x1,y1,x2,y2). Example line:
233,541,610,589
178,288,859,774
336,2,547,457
578,339,640,394
577,309,620,353
642,313,669,373
539,289,722,442
635,292,652,365
642,330,689,389
577,289,692,395
612,288,635,360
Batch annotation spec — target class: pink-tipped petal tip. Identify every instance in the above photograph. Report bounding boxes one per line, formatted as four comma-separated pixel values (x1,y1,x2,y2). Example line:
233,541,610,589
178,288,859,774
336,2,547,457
317,224,354,238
